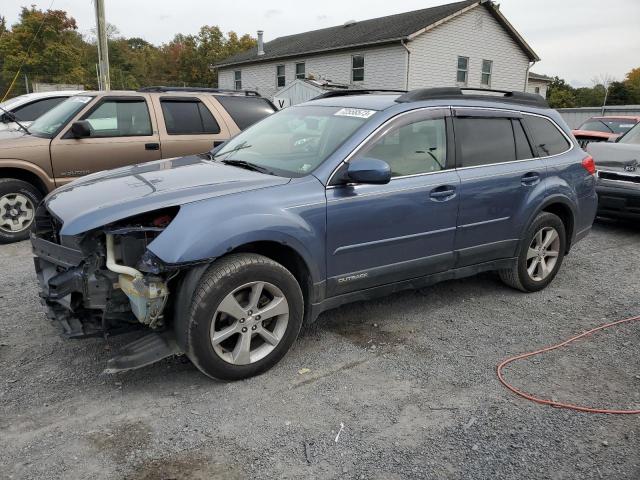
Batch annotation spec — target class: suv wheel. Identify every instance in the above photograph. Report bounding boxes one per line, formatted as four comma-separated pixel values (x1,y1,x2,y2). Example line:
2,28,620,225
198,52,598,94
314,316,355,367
184,254,304,381
499,212,566,292
0,179,42,244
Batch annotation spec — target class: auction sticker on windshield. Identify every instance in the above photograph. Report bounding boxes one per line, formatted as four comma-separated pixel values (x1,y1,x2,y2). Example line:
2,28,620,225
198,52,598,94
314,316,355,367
334,108,376,119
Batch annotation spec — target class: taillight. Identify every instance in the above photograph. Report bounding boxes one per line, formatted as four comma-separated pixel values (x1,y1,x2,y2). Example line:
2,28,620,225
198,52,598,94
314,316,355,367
581,155,596,175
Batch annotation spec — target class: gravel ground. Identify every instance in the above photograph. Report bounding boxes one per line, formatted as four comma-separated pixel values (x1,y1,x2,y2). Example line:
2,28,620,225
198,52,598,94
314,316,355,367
1,220,639,480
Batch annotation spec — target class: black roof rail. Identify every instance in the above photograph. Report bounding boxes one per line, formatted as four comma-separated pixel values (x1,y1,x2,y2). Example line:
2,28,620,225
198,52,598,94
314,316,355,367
137,86,262,97
313,89,407,100
396,87,549,108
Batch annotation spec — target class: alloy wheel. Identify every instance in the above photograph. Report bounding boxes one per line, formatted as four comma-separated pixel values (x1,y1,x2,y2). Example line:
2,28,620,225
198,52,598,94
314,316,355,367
210,281,290,365
526,226,560,281
0,193,35,234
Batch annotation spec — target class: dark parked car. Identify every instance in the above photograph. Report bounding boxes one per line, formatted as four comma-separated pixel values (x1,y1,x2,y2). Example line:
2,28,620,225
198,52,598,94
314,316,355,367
31,88,597,380
588,122,640,220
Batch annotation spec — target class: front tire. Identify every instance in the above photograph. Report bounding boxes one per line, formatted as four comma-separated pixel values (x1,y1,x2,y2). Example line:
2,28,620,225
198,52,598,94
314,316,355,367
184,254,304,381
0,178,42,244
499,212,567,292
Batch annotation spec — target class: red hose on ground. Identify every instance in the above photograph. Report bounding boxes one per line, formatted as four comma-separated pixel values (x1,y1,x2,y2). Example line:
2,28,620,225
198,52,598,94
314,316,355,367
497,314,640,414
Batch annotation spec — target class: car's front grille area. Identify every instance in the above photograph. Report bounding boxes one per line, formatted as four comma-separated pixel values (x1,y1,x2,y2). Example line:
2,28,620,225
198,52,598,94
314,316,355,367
33,204,62,244
598,171,640,184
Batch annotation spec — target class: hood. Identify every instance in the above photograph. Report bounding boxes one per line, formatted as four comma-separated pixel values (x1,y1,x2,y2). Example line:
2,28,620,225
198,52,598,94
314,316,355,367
588,141,640,174
0,129,50,154
46,155,291,236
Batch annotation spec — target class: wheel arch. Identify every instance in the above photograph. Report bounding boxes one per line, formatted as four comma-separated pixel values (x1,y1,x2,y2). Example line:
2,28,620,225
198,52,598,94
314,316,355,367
229,241,315,323
535,196,577,253
0,163,53,196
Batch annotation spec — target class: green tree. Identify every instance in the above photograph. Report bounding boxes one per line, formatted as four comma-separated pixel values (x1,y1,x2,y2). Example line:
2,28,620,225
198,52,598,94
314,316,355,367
547,76,576,108
606,81,633,105
574,87,601,107
0,7,257,97
0,7,89,97
624,67,640,103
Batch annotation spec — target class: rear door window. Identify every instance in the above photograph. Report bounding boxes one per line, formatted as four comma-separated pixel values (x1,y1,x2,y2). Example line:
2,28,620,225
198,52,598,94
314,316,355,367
12,97,68,121
160,98,220,135
523,115,570,156
83,98,152,137
214,96,276,130
454,117,516,167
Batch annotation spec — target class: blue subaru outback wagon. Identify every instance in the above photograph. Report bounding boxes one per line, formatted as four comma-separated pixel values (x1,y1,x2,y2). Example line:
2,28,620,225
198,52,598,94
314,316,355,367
31,88,598,380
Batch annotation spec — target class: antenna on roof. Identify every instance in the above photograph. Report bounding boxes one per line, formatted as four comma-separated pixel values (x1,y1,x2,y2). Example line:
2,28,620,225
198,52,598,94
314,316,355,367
343,19,357,28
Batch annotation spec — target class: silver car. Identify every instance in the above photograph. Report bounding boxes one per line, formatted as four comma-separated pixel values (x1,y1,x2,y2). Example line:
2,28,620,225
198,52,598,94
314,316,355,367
0,90,83,132
588,123,640,220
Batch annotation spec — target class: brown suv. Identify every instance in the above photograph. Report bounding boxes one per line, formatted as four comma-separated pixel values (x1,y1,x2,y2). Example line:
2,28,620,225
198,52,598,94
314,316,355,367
0,87,276,243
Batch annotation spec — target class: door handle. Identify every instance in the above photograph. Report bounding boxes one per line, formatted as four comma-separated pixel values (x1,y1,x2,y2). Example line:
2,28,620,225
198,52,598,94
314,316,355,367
429,185,456,201
145,143,160,151
521,172,540,186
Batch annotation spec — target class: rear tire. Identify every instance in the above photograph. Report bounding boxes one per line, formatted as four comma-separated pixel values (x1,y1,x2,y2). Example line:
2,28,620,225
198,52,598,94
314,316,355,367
0,178,42,244
499,212,566,292
184,253,304,381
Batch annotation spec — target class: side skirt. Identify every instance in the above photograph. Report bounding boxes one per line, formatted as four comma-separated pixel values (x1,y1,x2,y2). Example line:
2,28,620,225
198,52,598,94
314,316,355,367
309,257,516,322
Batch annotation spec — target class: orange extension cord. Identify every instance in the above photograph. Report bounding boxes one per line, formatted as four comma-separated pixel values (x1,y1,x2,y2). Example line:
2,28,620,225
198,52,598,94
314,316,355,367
497,314,640,414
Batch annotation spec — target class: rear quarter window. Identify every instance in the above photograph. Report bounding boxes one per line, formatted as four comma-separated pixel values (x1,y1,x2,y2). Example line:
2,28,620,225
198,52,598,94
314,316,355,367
524,115,571,156
214,96,276,130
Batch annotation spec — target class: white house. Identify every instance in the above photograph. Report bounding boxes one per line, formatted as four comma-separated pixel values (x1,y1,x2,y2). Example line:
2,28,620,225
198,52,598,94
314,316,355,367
215,0,540,103
526,72,553,98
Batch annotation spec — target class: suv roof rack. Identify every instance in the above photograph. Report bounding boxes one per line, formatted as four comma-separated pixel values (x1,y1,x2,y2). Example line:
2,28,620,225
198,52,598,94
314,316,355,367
313,89,407,100
137,86,262,97
396,87,548,108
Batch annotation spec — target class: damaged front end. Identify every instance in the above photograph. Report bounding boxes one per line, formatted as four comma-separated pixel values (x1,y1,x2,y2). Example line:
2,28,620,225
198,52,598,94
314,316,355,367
32,205,183,371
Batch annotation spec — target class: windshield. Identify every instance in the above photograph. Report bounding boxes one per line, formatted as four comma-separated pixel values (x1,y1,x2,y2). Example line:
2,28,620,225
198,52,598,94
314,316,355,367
618,122,640,145
29,95,94,137
213,105,374,177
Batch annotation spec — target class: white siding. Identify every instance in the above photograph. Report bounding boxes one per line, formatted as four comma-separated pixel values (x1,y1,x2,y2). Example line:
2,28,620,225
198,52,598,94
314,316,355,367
218,44,407,100
407,5,530,91
526,79,548,98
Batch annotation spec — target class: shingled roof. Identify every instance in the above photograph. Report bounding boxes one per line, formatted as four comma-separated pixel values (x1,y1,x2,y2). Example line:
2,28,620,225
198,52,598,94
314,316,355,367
216,0,538,68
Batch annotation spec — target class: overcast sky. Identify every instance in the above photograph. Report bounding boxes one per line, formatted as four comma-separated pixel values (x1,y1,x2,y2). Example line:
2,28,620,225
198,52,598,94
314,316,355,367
2,0,639,86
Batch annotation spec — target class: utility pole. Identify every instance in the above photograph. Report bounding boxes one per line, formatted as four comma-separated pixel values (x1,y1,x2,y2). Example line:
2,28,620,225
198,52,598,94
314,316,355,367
94,0,110,91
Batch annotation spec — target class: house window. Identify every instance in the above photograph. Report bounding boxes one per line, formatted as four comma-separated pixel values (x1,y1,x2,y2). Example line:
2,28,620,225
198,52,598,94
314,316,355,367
276,65,286,87
534,86,540,94
481,60,492,86
352,55,364,82
456,56,468,84
234,70,242,90
295,62,306,80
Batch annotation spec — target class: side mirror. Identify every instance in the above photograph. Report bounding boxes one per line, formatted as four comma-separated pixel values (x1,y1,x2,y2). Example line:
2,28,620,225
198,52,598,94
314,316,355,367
0,112,14,123
70,120,92,138
346,157,391,185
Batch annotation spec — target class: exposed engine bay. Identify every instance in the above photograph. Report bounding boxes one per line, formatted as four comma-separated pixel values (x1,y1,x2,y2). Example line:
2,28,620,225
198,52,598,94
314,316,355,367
33,205,180,343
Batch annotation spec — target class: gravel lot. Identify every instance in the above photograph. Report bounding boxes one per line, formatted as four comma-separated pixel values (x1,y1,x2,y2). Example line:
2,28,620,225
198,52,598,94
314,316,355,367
1,220,639,479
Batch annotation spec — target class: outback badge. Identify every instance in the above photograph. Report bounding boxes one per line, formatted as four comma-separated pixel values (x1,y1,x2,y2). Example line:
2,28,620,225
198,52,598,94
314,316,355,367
624,160,638,173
